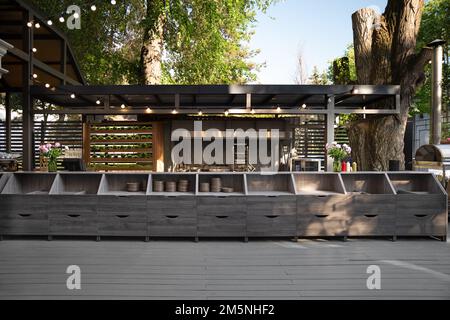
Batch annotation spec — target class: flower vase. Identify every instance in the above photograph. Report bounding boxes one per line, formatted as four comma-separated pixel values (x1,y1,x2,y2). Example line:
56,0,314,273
48,158,58,172
39,156,48,172
333,160,341,172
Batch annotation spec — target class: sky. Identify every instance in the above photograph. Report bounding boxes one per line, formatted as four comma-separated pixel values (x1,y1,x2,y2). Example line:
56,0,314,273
250,0,388,84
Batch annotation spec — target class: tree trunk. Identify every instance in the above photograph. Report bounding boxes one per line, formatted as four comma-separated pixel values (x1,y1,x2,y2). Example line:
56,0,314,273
349,0,432,170
140,2,165,85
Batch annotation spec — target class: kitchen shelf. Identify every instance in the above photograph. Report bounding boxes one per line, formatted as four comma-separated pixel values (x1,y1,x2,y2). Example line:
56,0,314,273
150,173,197,195
197,173,246,195
98,174,150,195
293,173,345,195
245,173,295,195
50,173,102,195
341,173,395,194
1,173,56,195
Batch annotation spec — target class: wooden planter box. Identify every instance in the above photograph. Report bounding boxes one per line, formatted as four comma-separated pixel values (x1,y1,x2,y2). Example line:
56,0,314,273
294,173,348,237
389,173,447,238
0,173,56,236
246,173,296,237
342,173,396,237
97,174,150,237
148,195,197,237
48,173,102,236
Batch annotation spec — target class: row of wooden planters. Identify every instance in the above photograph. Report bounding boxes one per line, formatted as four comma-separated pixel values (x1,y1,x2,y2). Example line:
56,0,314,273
0,172,447,241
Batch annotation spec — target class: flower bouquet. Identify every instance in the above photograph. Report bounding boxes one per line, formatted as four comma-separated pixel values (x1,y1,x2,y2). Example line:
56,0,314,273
326,142,351,172
39,143,65,172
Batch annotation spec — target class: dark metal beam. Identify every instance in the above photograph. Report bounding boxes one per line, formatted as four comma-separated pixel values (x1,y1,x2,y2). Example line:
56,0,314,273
22,9,33,171
31,84,401,96
5,93,11,152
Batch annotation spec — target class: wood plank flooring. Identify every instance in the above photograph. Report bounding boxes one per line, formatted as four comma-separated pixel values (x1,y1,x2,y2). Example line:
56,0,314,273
0,235,449,300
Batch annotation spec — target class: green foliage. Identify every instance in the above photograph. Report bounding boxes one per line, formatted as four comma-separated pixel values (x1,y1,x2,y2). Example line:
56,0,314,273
327,44,357,85
309,66,329,85
30,0,144,85
414,0,450,115
30,0,277,85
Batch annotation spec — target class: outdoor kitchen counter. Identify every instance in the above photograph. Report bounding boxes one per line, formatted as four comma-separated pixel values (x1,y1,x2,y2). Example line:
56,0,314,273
0,172,447,241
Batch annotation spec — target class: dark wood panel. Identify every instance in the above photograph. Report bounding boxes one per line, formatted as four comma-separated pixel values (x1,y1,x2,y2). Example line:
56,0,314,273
247,196,296,216
98,214,147,237
198,213,246,237
247,214,296,237
148,214,197,237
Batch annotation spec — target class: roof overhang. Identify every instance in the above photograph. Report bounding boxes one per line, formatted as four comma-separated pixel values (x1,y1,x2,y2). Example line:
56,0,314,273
30,84,401,116
0,0,85,92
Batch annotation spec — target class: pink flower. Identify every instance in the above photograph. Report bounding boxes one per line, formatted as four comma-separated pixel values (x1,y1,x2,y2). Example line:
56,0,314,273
55,142,61,148
41,147,49,154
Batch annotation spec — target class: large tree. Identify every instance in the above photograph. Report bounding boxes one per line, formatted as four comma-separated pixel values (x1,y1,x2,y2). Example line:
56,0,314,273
349,0,432,170
30,0,275,85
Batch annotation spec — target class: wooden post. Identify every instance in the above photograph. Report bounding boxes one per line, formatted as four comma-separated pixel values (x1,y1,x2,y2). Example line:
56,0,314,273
5,93,11,153
326,95,335,172
22,11,34,171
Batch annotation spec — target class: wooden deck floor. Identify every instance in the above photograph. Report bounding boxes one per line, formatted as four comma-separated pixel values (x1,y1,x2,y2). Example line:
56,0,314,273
0,235,449,300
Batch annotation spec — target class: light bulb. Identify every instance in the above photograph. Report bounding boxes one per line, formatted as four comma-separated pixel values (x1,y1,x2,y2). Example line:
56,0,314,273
73,13,80,19
96,99,101,105
146,108,152,113
198,110,203,116
35,22,40,29
32,48,37,53
301,104,307,109
47,20,53,26
224,110,229,116
121,104,126,109
111,0,117,5
32,74,38,79
26,21,33,28
251,109,255,114
59,16,65,23
91,5,97,11
70,93,76,99
276,106,281,113
45,83,50,88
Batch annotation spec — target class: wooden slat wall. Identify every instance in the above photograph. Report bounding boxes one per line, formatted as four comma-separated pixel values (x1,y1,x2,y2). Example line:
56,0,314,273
291,118,349,170
0,121,83,169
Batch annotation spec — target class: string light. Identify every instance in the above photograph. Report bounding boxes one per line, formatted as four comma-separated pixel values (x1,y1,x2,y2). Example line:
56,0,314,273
111,0,117,5
45,83,50,88
90,5,97,11
146,107,153,113
47,19,53,26
224,110,229,116
35,22,41,28
96,99,101,105
26,21,33,28
73,12,80,19
70,93,76,99
59,16,65,23
32,73,38,79
301,104,307,109
198,110,203,116
120,104,126,109
250,109,256,114
276,106,281,113
172,109,178,115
